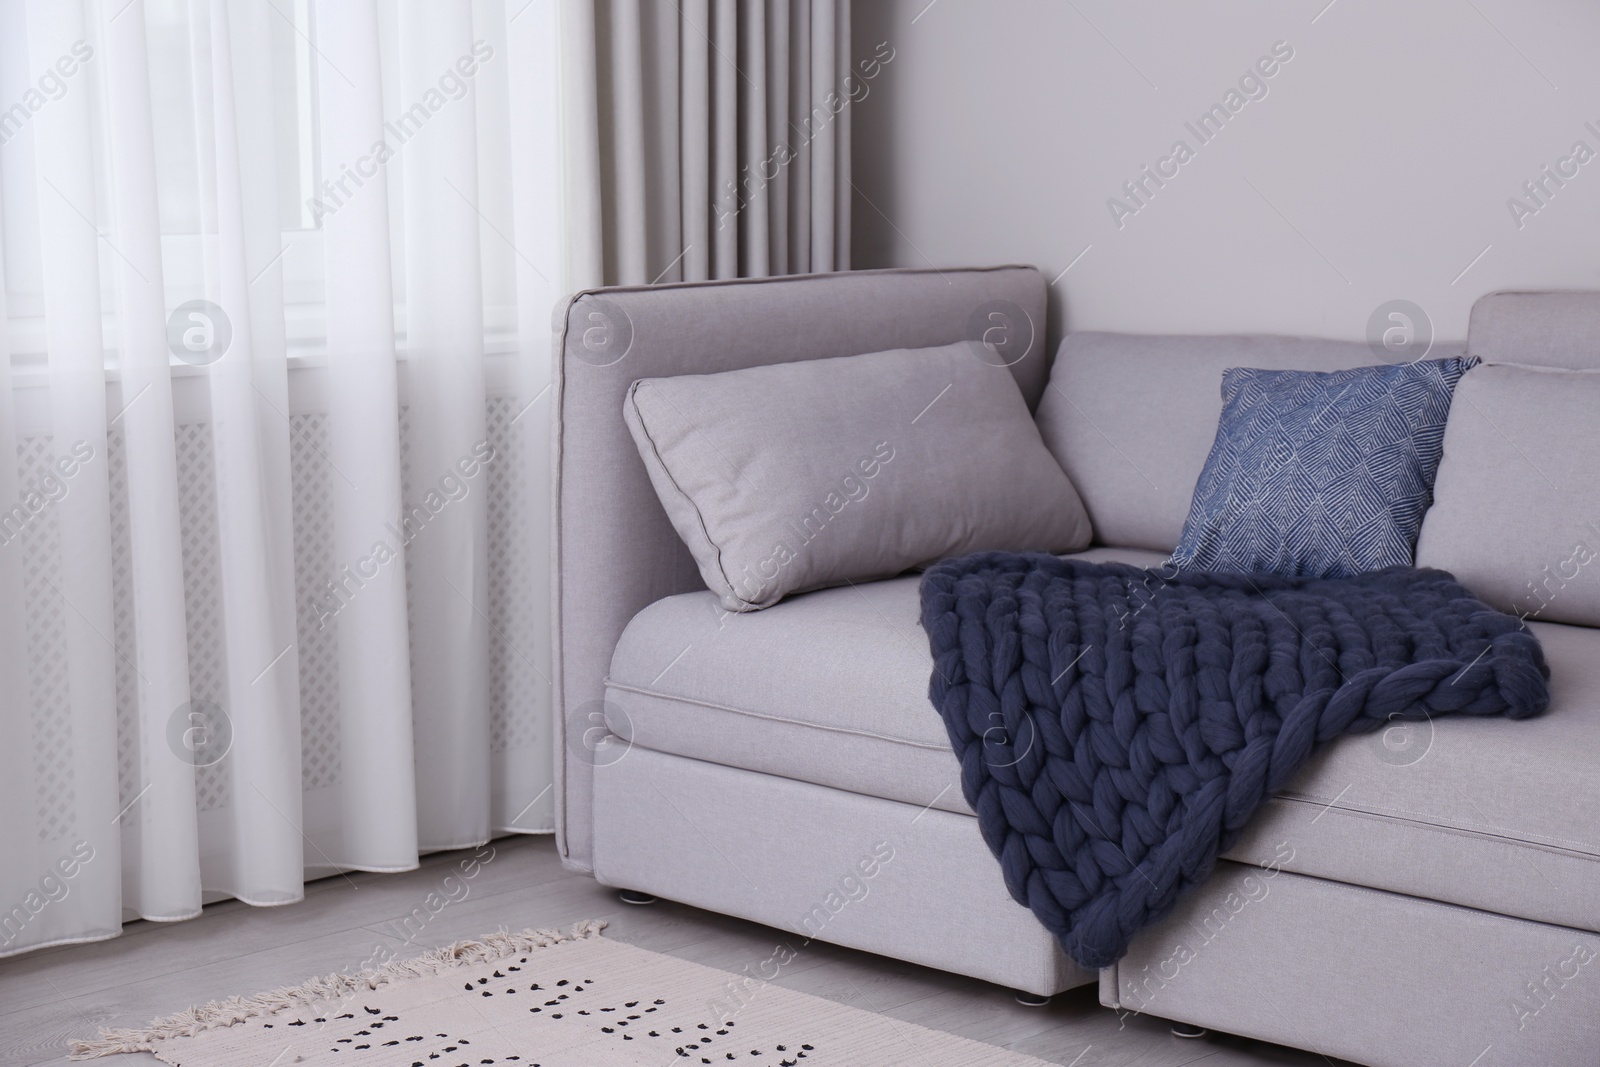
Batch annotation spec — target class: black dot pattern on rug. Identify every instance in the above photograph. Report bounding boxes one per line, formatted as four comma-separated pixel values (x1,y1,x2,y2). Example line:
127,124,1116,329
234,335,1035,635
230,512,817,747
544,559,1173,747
311,964,818,1065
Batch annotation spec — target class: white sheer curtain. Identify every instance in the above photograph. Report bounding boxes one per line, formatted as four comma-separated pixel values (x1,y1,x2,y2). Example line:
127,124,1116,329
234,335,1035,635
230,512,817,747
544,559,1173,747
0,0,575,958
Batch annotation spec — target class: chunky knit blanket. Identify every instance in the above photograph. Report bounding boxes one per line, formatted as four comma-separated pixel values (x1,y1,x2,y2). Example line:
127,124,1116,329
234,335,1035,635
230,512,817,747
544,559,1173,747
919,554,1550,969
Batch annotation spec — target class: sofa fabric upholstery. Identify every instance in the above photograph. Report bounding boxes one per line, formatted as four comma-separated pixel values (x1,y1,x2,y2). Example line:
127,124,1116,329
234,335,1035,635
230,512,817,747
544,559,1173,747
554,266,1050,871
1104,860,1600,1067
612,560,1600,933
1468,289,1600,368
591,745,1096,996
607,546,1167,818
1418,363,1600,627
1224,617,1600,933
621,341,1091,612
1033,331,1465,552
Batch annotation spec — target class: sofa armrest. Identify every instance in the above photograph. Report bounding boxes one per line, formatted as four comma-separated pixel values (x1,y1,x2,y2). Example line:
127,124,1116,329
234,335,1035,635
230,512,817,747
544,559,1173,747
551,265,1049,872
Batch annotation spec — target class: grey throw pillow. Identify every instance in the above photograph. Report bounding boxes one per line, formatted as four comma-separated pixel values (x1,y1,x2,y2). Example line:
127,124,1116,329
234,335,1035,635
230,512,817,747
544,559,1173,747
1416,362,1600,626
623,341,1093,611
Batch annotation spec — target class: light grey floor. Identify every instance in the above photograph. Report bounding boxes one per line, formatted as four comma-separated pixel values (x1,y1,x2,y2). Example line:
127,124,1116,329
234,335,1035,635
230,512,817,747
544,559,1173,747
0,835,1352,1067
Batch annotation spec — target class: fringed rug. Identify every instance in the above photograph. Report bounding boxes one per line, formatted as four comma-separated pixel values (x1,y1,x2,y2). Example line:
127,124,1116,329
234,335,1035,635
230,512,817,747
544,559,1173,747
72,921,1057,1066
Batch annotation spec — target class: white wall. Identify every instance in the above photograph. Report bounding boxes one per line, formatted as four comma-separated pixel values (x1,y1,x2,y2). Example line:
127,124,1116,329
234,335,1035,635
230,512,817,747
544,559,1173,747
851,0,1600,347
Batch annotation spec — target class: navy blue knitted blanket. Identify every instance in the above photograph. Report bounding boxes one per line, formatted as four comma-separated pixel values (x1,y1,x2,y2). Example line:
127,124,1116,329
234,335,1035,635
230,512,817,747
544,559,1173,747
919,554,1550,969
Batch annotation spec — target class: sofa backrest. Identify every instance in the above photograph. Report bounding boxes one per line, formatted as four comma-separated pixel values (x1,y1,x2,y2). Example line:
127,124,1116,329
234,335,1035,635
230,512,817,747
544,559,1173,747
1417,290,1600,626
1467,290,1600,367
1033,331,1445,552
1035,290,1600,624
552,265,1049,872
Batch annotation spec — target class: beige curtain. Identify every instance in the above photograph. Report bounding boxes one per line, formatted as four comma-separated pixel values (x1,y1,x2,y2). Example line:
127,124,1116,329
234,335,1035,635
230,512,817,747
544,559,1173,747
590,0,852,285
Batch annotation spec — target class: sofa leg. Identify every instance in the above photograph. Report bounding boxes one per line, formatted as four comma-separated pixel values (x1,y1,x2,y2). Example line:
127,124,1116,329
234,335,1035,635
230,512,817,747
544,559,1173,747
1169,1022,1208,1039
617,889,657,905
1012,990,1051,1007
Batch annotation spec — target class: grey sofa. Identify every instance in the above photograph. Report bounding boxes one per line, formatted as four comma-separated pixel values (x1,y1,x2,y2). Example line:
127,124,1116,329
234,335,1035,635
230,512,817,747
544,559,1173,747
551,266,1600,1066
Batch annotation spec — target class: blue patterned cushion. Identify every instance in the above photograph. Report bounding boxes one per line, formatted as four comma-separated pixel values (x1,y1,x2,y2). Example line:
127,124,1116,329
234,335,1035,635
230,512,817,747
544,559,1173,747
1171,357,1479,578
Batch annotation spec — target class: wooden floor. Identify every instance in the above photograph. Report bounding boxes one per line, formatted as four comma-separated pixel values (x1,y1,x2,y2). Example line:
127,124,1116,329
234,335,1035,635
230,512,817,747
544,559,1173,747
0,835,1350,1067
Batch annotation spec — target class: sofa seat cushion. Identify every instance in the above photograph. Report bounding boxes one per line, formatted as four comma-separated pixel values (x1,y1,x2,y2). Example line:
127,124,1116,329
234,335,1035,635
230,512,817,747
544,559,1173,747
610,555,1600,932
605,547,1168,818
1225,617,1600,932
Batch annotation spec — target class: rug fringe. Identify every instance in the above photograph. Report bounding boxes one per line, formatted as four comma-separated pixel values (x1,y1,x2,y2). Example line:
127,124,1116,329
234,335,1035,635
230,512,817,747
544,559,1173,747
68,919,607,1059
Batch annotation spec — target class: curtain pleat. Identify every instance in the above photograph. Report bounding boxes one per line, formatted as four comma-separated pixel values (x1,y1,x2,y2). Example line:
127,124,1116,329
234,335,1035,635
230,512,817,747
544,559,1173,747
602,0,647,285
678,0,710,282
0,222,46,944
787,0,811,274
501,0,567,837
765,0,790,276
806,0,833,272
640,2,681,283
593,0,849,286
832,0,850,271
560,0,606,291
202,0,304,901
400,1,492,851
738,0,768,278
31,0,122,925
710,0,738,279
102,0,202,921
312,0,417,869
